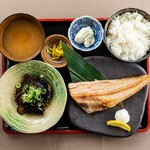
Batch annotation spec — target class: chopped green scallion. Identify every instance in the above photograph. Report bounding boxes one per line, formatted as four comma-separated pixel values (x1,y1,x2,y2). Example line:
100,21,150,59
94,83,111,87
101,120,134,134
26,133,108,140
15,83,21,88
41,89,46,94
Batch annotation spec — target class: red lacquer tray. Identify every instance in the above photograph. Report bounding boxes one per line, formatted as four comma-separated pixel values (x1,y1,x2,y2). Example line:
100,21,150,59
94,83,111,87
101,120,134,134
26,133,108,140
1,18,150,134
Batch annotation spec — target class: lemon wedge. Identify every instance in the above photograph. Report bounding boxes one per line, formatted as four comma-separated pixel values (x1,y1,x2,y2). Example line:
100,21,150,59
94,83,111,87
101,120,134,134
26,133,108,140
107,120,131,132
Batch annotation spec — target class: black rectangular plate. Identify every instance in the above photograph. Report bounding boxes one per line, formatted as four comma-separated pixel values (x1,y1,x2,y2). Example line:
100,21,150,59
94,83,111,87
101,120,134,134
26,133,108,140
3,19,148,133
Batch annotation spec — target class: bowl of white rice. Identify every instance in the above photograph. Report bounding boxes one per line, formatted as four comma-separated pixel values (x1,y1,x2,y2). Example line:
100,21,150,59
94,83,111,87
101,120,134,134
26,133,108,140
104,8,150,62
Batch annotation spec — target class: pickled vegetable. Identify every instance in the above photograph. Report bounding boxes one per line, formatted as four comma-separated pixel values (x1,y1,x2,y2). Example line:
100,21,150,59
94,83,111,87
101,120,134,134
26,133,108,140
46,41,64,60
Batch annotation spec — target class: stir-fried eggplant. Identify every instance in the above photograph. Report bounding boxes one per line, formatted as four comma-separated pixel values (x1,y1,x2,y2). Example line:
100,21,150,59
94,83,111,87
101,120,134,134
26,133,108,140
15,74,52,115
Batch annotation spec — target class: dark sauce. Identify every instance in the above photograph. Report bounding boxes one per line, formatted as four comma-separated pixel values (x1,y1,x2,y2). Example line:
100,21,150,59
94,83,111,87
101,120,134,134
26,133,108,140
15,74,52,115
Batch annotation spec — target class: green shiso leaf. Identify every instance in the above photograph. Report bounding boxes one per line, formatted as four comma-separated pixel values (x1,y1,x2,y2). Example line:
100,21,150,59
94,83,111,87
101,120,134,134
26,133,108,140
61,42,107,82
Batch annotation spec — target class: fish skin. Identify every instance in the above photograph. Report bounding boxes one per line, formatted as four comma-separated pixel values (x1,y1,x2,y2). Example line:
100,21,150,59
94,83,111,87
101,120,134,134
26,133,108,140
68,75,150,113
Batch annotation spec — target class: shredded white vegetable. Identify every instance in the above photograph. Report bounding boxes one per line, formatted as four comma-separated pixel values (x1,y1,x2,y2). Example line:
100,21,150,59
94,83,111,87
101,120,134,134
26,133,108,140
115,109,130,123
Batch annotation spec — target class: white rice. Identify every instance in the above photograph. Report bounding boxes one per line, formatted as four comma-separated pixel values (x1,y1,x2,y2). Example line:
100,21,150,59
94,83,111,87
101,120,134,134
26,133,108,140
106,12,150,61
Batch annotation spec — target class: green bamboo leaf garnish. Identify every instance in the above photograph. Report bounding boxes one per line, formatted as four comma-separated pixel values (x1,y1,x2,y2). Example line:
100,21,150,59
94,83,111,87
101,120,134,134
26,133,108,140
61,42,107,82
62,42,123,108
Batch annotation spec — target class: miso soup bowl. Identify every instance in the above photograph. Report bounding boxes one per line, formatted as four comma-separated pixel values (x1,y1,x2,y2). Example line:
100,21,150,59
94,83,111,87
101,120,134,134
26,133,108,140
0,13,45,62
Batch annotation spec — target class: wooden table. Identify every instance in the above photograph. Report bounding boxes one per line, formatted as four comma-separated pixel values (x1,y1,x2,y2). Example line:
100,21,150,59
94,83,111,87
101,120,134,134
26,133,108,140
0,0,150,150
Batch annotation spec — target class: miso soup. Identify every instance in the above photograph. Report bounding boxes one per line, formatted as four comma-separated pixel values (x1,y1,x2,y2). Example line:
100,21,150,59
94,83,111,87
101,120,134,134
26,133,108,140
3,19,43,59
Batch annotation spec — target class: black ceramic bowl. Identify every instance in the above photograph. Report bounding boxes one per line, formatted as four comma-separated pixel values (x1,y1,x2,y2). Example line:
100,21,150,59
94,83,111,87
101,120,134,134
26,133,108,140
103,8,150,63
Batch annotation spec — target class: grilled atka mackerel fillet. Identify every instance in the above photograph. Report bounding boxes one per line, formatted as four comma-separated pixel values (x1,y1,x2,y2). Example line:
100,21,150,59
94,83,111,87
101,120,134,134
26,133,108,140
68,75,150,113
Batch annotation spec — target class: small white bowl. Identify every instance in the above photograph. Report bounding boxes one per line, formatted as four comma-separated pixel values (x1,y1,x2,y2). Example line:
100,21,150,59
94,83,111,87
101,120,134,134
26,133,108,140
68,16,103,52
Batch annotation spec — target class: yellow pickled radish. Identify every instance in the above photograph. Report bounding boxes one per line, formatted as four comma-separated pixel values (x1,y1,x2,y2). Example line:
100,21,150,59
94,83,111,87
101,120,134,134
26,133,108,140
46,40,64,60
107,120,131,132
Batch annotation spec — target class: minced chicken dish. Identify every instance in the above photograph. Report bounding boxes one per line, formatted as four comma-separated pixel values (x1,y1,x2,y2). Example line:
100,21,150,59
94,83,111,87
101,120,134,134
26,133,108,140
106,12,150,61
